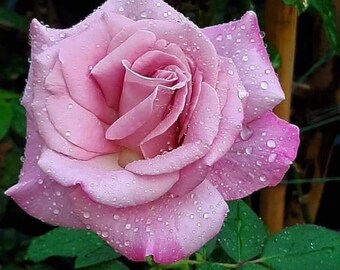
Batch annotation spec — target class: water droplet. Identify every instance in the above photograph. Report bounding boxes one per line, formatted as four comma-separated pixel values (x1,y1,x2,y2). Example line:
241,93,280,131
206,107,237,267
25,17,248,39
125,223,132,230
242,55,248,62
118,6,124,12
266,140,276,148
189,214,195,219
260,81,268,90
156,2,161,7
53,209,60,215
238,88,248,100
260,31,266,38
88,65,93,71
228,70,234,75
67,104,73,109
113,214,120,220
38,179,44,185
83,212,90,218
268,153,277,162
203,213,209,219
140,11,147,18
240,126,253,140
245,146,253,155
265,69,271,74
65,131,71,137
226,34,232,40
216,34,223,41
259,175,267,182
256,160,262,166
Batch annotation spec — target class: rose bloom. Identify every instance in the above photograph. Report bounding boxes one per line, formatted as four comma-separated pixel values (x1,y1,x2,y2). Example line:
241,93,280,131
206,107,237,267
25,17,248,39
6,0,299,263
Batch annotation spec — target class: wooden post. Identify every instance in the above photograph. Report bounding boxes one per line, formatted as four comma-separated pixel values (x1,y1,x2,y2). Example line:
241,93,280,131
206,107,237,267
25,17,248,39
260,0,298,233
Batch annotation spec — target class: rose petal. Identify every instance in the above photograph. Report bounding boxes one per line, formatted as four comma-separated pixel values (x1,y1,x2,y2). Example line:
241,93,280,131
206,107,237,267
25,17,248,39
71,180,227,263
103,0,192,25
91,30,157,109
5,118,84,228
127,82,220,175
118,58,177,116
105,81,159,140
203,57,244,165
105,19,218,87
184,82,220,146
46,95,119,153
169,160,210,196
126,141,207,175
166,82,220,193
32,45,100,160
203,11,285,122
207,112,299,200
38,149,179,208
58,18,116,124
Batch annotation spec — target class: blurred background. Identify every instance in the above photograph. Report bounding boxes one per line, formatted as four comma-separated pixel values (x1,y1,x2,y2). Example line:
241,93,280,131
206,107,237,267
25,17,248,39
0,0,339,269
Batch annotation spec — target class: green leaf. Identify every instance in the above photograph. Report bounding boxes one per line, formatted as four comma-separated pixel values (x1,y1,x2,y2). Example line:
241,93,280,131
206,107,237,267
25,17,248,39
218,200,268,262
211,0,229,25
266,43,282,69
309,0,340,54
196,263,225,270
261,224,340,270
0,89,21,100
0,148,22,189
0,8,28,30
238,264,268,270
27,228,120,269
27,264,54,270
10,99,26,138
0,101,13,140
281,0,308,13
82,260,129,270
197,236,218,260
0,192,8,220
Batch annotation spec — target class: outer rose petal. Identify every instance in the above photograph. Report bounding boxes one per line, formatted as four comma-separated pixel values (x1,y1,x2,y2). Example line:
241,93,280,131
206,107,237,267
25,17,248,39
71,180,228,263
5,118,84,228
38,149,179,208
30,39,100,160
207,112,299,200
203,57,244,166
46,95,119,153
58,19,117,124
102,0,193,25
203,11,285,122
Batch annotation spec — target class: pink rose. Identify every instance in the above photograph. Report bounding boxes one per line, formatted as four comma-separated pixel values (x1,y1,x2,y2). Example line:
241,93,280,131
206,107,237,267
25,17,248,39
5,0,299,263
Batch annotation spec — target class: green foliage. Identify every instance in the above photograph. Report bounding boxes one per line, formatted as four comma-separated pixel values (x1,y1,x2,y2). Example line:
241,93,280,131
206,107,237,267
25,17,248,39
266,43,282,69
309,0,340,54
260,225,340,270
0,101,13,140
196,263,225,270
218,200,268,262
0,89,25,140
0,7,28,30
0,147,22,189
282,0,340,54
281,0,308,12
27,227,120,269
83,260,129,270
